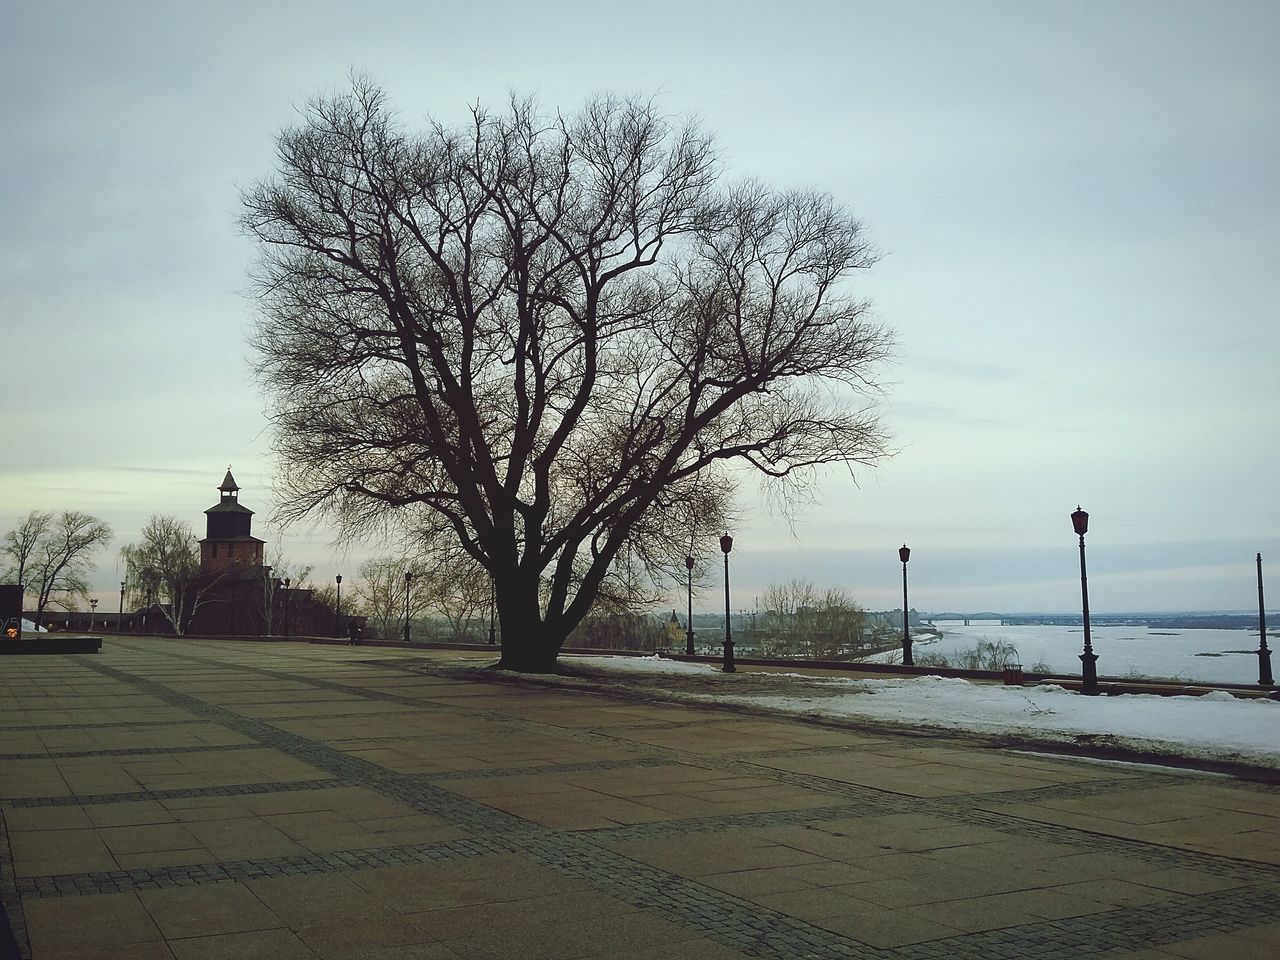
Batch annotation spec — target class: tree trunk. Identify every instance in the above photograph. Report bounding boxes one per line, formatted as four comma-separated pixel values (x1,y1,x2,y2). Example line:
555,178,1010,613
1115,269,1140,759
494,576,564,673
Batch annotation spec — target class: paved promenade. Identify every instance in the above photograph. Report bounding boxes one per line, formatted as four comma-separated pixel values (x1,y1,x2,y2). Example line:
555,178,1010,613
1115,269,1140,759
1,639,1278,959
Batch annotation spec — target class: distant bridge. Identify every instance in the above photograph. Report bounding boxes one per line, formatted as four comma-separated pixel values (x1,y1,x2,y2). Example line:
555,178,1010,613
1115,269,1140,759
922,613,1260,630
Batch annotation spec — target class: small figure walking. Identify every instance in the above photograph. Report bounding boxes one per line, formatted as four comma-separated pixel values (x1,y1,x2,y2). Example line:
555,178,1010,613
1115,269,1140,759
347,620,362,646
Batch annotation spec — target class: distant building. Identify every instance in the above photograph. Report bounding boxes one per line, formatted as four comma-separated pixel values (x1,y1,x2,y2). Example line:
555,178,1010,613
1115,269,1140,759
33,470,360,638
663,609,686,648
185,468,353,638
199,469,267,573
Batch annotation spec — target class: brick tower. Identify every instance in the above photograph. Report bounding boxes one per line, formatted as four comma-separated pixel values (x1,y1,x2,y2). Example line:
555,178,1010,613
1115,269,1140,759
199,468,266,573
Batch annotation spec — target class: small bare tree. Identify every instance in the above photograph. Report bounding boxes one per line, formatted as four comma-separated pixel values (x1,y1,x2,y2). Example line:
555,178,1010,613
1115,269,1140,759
427,560,491,642
121,515,224,636
8,511,113,626
259,546,314,635
2,510,53,589
757,579,869,659
354,555,431,639
245,80,893,671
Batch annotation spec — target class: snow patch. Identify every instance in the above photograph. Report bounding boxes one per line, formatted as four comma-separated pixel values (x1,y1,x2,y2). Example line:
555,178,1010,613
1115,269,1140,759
563,654,1280,769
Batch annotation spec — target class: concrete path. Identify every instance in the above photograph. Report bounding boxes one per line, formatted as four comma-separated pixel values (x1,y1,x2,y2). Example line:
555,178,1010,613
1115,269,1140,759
1,638,1278,959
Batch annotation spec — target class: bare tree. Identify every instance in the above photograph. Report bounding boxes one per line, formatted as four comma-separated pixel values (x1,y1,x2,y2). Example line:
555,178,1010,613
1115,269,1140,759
354,555,430,639
15,511,112,626
120,515,224,636
427,559,491,642
2,510,53,589
757,579,870,659
245,80,893,671
259,545,314,635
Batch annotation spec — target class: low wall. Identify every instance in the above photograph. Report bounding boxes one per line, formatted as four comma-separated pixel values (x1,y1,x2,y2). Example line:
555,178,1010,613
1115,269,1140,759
1,636,102,654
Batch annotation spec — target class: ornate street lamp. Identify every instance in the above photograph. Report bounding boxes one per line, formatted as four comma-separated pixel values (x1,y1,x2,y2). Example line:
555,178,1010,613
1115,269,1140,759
684,555,696,656
720,533,736,673
90,598,97,632
335,574,343,637
118,580,126,632
899,544,913,666
1071,507,1099,695
1257,554,1273,686
404,571,413,643
282,578,291,638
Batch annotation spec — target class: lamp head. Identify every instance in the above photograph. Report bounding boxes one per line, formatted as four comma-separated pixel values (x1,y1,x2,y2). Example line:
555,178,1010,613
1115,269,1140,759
336,574,342,585
1071,506,1089,537
719,533,733,554
684,555,695,571
899,544,911,564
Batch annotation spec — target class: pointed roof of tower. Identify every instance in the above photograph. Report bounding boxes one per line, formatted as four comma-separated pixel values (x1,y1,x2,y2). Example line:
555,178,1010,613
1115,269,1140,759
207,466,253,517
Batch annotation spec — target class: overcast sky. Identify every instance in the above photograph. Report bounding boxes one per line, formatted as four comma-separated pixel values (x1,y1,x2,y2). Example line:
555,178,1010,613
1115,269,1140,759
2,1,1277,614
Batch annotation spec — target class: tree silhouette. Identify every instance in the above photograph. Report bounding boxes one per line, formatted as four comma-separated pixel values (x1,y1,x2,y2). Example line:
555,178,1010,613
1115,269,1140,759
245,80,893,671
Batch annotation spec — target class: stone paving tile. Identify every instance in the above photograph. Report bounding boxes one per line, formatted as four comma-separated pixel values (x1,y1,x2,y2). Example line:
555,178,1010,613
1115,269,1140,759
3,805,93,832
99,821,204,856
82,800,178,828
245,873,400,928
293,917,458,959
167,927,320,960
9,827,119,878
409,888,640,943
817,902,969,948
0,760,70,800
112,847,219,870
138,882,284,939
180,816,311,860
22,890,163,954
54,940,177,960
1040,877,1184,910
609,938,755,960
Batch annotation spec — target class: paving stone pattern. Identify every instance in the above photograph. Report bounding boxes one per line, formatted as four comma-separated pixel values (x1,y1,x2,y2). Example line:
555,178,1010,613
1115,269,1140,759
1,639,1278,960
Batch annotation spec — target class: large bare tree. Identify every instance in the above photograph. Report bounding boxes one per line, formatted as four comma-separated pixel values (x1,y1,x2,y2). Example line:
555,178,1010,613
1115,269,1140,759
244,81,893,671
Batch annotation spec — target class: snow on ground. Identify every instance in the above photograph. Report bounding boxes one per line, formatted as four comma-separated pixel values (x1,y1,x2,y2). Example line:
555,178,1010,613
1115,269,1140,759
907,622,1269,685
566,654,1280,770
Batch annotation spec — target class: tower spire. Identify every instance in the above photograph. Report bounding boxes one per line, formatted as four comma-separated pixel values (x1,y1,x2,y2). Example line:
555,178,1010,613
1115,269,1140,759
219,467,239,501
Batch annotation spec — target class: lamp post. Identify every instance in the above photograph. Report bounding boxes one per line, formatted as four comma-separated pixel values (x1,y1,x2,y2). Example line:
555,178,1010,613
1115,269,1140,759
899,544,913,666
335,574,342,637
684,555,696,656
720,533,735,673
90,598,97,632
1257,554,1273,686
1071,507,1099,695
404,571,413,643
282,578,291,638
488,575,497,645
118,580,126,633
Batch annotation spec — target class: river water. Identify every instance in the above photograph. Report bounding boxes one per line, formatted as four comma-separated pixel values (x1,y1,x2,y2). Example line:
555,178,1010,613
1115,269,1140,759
916,621,1271,685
